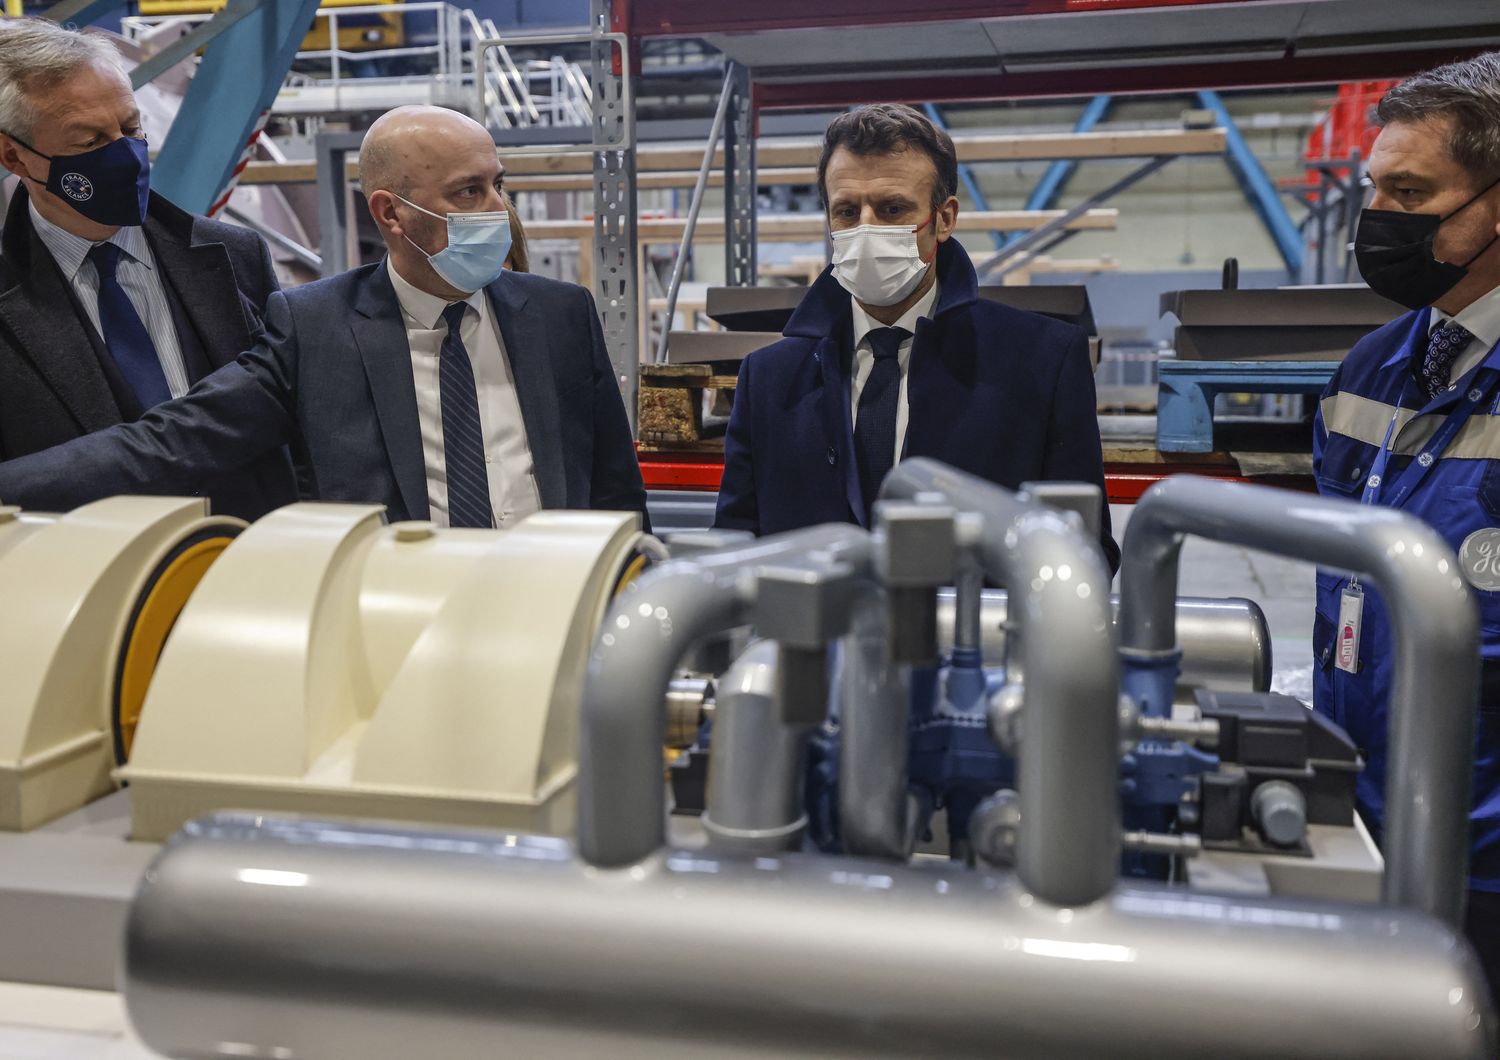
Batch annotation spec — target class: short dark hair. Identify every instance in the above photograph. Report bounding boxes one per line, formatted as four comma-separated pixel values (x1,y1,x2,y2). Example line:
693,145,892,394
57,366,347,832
816,103,959,212
1377,51,1500,185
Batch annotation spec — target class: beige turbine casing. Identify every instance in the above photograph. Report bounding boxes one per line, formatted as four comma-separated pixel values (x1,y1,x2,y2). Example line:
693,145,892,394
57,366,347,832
0,497,245,831
119,503,643,842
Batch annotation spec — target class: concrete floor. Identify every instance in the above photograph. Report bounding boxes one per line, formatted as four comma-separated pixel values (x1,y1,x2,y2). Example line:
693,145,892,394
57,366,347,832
1110,503,1318,705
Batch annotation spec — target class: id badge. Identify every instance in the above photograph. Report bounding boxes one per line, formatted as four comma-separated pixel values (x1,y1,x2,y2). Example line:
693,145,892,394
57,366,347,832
1335,581,1363,674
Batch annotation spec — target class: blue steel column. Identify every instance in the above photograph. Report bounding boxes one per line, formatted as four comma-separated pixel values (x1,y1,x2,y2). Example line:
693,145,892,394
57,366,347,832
39,0,122,27
1197,90,1304,279
151,0,322,215
1024,94,1111,213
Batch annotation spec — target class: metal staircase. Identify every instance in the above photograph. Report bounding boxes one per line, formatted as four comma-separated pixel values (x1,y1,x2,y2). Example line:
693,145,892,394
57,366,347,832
121,2,593,130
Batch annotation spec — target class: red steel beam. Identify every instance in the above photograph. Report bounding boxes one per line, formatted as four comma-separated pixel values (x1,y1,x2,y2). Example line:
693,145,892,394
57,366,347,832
636,453,1316,502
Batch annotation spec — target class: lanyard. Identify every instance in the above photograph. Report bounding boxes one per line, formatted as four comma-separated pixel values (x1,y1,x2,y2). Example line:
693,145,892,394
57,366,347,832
1360,366,1500,510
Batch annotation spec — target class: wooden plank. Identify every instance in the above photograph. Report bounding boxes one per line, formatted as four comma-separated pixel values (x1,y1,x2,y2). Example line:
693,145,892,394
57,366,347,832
238,129,1225,185
643,364,712,379
500,128,1227,175
526,209,1117,243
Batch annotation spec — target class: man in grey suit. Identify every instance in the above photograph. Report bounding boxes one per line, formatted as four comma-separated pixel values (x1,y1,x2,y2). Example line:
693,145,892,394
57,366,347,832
0,17,295,520
0,105,648,529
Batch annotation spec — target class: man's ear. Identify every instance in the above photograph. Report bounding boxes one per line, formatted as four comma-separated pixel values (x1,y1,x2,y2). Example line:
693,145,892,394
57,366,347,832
0,134,34,181
365,188,399,236
935,194,960,242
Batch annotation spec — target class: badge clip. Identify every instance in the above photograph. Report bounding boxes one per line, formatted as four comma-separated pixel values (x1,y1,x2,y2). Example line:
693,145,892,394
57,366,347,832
1335,580,1363,675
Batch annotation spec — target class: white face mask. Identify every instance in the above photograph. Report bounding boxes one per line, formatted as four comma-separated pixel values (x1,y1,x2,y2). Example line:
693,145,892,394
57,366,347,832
829,211,938,307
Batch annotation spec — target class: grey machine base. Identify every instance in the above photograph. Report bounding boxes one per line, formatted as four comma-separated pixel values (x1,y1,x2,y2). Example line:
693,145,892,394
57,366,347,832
0,792,157,992
0,790,1383,994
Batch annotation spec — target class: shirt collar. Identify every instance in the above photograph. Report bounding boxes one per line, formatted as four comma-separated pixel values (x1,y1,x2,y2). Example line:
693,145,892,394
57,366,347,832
29,200,152,282
1431,283,1500,353
850,275,941,349
387,257,485,330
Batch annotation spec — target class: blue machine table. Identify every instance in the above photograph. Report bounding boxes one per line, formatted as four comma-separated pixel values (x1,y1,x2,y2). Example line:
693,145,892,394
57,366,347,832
1156,358,1339,453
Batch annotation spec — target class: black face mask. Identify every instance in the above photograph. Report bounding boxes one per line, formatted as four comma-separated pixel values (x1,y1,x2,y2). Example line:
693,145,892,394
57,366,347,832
1355,176,1500,310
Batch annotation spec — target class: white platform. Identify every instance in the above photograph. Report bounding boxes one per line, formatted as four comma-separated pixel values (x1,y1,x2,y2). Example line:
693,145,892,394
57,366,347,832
0,982,156,1060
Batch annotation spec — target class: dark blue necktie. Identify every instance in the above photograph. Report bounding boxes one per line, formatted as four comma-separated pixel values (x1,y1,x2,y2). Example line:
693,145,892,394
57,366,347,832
854,326,908,521
439,302,494,529
1420,319,1475,400
88,241,171,410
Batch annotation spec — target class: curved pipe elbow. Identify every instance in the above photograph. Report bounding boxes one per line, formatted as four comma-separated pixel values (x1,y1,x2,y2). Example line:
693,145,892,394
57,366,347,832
578,523,875,869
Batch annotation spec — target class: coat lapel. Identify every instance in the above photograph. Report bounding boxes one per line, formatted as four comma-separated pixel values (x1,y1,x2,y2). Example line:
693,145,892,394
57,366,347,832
144,203,254,369
0,201,121,433
352,262,429,521
815,330,863,526
486,274,566,508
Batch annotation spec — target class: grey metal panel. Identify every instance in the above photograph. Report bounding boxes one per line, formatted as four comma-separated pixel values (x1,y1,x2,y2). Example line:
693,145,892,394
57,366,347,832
0,792,155,992
646,489,718,534
1161,289,1405,327
705,20,997,73
664,331,780,363
705,1,1500,82
591,0,640,428
980,4,1307,59
724,62,758,288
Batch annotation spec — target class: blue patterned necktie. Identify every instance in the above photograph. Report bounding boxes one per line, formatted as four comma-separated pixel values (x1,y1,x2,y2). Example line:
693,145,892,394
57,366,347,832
1420,319,1475,401
854,326,909,521
87,241,171,410
439,302,494,528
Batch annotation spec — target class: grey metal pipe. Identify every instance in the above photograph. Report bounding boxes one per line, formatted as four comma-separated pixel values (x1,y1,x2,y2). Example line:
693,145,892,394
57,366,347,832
653,63,737,364
952,558,984,655
124,813,1494,1060
881,459,1120,908
936,590,1272,696
839,586,913,859
702,641,811,854
1118,476,1479,926
580,524,872,868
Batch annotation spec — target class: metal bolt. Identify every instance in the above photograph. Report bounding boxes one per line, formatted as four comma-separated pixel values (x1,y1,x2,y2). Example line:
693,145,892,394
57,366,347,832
393,522,437,543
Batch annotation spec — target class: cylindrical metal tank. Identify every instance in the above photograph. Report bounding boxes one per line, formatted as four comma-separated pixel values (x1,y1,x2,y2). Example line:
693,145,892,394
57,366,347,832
936,589,1271,698
123,813,1493,1060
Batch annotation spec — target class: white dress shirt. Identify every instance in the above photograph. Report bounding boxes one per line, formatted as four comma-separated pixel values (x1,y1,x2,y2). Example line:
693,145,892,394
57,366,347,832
387,262,542,529
849,278,941,465
1431,283,1500,387
29,201,189,398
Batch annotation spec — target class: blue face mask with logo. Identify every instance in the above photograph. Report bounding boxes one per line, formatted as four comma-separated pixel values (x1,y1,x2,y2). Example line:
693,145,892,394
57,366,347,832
10,133,150,228
394,193,512,293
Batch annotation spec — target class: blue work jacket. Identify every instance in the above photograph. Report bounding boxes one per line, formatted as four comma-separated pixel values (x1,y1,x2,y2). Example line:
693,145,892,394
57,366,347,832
1313,308,1500,891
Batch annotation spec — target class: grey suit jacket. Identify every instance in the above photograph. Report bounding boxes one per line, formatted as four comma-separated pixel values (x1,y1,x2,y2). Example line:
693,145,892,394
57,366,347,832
0,258,648,528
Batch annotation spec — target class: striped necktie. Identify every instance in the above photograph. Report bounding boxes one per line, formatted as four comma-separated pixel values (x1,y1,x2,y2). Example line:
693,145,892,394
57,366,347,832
439,302,494,528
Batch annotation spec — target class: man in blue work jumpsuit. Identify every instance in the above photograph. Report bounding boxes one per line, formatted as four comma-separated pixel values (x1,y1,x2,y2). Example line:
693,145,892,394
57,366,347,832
1313,52,1500,1001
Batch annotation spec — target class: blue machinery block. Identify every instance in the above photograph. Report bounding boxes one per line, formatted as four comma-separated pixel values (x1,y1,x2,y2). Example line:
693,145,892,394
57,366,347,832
1156,359,1339,453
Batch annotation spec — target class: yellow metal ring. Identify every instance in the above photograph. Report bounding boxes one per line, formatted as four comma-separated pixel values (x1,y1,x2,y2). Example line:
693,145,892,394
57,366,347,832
612,552,651,598
114,533,236,762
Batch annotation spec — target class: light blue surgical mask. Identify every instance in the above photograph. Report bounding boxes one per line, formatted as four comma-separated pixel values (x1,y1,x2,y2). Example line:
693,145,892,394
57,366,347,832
394,193,512,293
